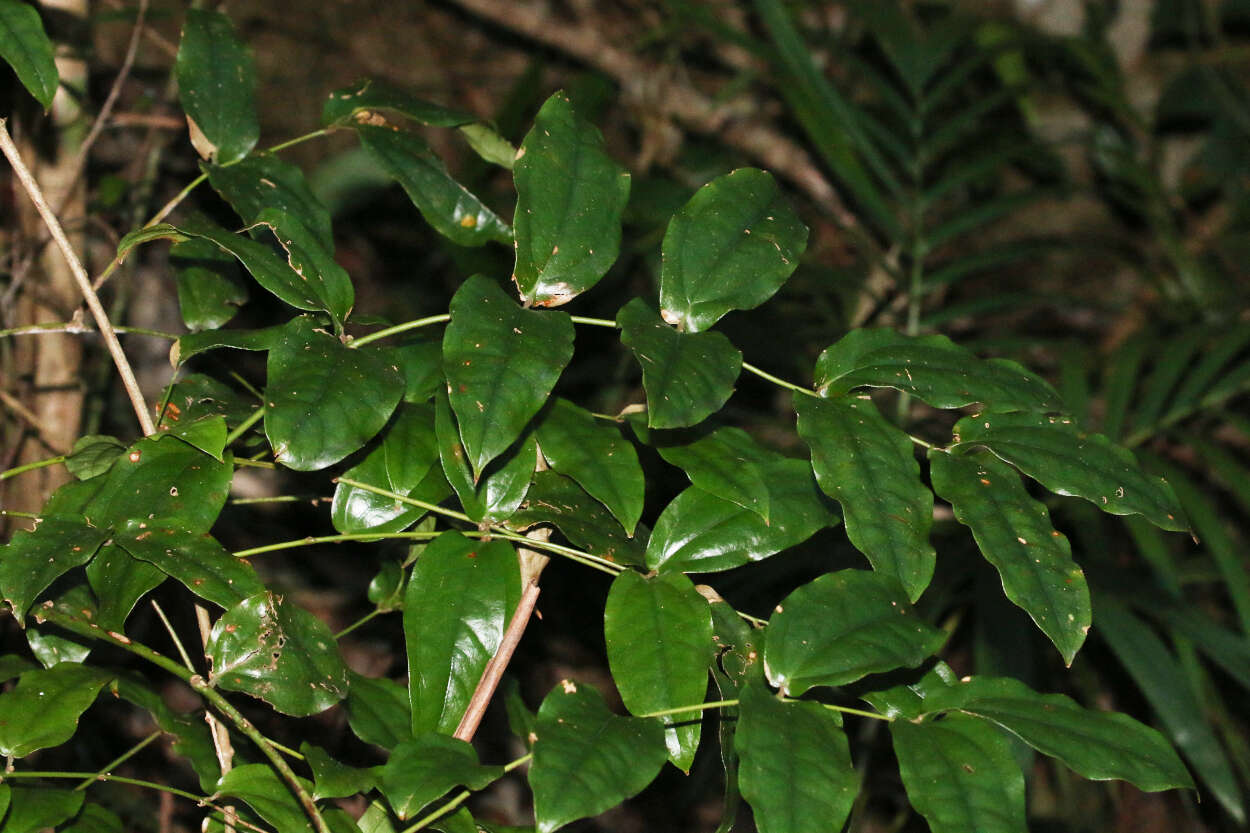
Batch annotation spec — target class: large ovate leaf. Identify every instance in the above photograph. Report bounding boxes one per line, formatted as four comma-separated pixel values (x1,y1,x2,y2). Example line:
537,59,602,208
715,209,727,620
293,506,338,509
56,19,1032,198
0,664,113,757
659,169,806,333
444,274,574,476
254,208,354,329
796,394,935,601
0,0,57,108
604,571,714,772
385,334,443,403
508,471,646,566
952,411,1189,532
923,674,1194,791
204,154,334,249
265,316,403,470
435,389,536,524
322,78,477,128
332,402,450,534
214,765,313,833
763,570,945,696
929,450,1090,665
891,713,1027,833
156,414,228,462
529,682,666,833
736,682,857,833
646,455,836,574
651,425,787,522
356,125,511,246
617,298,742,429
380,735,503,820
302,743,379,801
404,531,521,735
85,544,164,631
512,91,631,307
345,672,411,750
206,591,350,716
175,9,258,164
170,238,248,332
114,522,264,609
815,329,1062,412
0,517,107,621
533,398,644,534
64,435,125,480
2,787,83,833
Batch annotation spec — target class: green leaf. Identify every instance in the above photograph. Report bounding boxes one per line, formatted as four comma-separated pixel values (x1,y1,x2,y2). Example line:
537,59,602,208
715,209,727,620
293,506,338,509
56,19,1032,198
60,802,125,833
928,450,1090,665
175,9,258,164
508,471,646,566
796,395,935,600
114,674,221,792
646,455,836,574
891,713,1027,833
651,425,787,522
0,664,113,757
512,91,631,307
0,517,108,621
114,522,264,609
380,735,503,820
386,335,443,404
254,208,354,329
0,0,57,108
156,414,228,462
658,169,806,333
204,154,334,249
435,388,536,524
345,672,411,750
206,591,350,716
617,298,742,429
604,571,714,772
459,122,517,169
368,558,407,609
85,544,164,631
814,329,1063,412
763,570,945,696
116,224,189,261
171,237,248,332
65,435,125,480
952,411,1189,532
302,743,379,801
322,78,478,128
0,655,35,682
404,531,521,735
173,321,286,367
356,125,512,246
2,787,83,833
444,275,574,476
265,316,403,470
214,765,313,833
529,682,666,833
160,374,255,432
736,682,857,833
533,398,644,534
26,584,94,667
332,403,450,534
924,674,1194,791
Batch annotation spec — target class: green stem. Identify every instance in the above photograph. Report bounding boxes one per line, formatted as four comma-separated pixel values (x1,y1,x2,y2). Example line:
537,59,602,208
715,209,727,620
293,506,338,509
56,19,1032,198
335,476,473,523
348,314,451,349
639,699,739,719
0,455,65,481
233,531,443,558
568,315,618,328
74,731,163,790
224,406,266,447
741,361,817,397
334,608,385,639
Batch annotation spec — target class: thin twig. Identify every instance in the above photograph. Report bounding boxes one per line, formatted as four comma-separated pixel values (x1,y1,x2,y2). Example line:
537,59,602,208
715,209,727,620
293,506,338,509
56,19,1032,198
196,605,236,833
0,120,155,436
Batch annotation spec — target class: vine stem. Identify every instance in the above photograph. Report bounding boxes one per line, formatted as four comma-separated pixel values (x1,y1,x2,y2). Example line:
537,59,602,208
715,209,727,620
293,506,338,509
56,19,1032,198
0,119,155,436
348,314,450,348
0,455,65,481
73,730,162,790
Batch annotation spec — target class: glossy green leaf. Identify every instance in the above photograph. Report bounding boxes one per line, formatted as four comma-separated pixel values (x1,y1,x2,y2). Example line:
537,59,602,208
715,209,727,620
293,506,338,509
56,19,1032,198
513,91,631,307
0,0,57,108
708,599,762,833
651,425,788,522
796,395,935,600
814,329,1062,412
617,298,742,429
85,544,164,631
385,335,443,403
924,674,1194,791
156,414,228,462
357,125,511,246
508,472,646,567
763,570,945,696
891,713,1027,833
322,78,477,128
116,224,188,261
444,275,574,475
460,122,516,169
332,403,450,534
368,558,408,609
345,672,411,750
114,522,264,609
173,321,286,367
736,682,857,833
435,388,536,524
0,655,36,682
860,661,962,721
159,374,255,430
175,9,258,164
928,450,1090,664
26,584,94,668
380,735,503,820
215,765,313,833
171,238,248,332
0,664,113,757
302,743,379,801
254,208,354,328
646,455,837,574
952,412,1189,532
534,398,644,534
65,435,124,480
404,531,520,735
60,802,124,833
604,571,713,772
659,169,806,333
265,316,403,470
0,517,108,621
529,682,666,833
204,154,334,249
206,591,350,716
2,787,83,833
